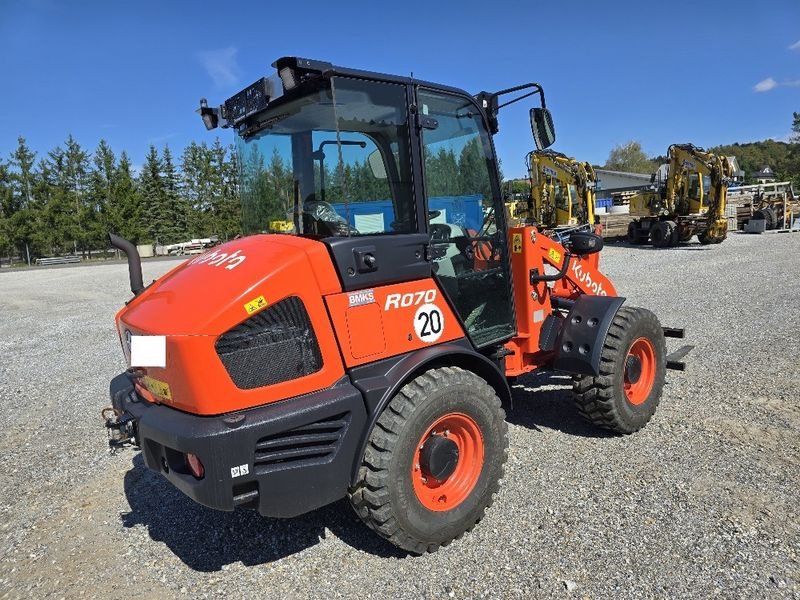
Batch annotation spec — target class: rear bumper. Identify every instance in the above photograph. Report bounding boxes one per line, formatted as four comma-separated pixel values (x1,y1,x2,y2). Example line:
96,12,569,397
109,373,366,518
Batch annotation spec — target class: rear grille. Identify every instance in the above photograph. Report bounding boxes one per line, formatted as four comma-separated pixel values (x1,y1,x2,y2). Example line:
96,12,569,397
253,412,351,472
215,296,322,389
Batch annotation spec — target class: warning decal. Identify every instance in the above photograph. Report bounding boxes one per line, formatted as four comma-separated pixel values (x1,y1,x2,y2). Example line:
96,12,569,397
244,295,268,315
512,233,523,253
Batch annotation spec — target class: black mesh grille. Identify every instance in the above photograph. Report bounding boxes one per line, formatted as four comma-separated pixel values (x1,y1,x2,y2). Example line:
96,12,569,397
253,412,351,473
215,296,322,389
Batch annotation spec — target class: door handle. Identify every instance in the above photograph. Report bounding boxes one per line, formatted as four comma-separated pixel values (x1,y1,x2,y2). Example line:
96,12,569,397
353,246,378,273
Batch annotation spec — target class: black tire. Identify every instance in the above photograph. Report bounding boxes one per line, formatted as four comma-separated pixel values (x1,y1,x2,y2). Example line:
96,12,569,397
650,221,672,248
698,228,727,244
664,220,679,246
572,306,666,434
350,366,508,554
627,221,643,244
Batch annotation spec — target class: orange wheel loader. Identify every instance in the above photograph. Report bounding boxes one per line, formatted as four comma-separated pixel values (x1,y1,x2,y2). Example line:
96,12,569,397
104,57,692,554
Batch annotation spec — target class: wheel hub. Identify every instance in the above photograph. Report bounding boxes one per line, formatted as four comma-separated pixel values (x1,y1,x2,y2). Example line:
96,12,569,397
625,355,642,384
420,435,459,481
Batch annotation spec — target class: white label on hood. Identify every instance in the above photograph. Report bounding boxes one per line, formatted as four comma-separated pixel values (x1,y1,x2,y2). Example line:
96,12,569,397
130,335,166,367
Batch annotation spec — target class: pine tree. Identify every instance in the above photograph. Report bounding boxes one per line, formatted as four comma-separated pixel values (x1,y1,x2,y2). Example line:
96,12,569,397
181,141,215,236
62,135,90,253
162,145,189,242
0,161,14,261
113,152,146,243
458,138,491,199
11,137,36,210
40,148,75,255
85,140,116,253
8,138,40,262
139,145,170,245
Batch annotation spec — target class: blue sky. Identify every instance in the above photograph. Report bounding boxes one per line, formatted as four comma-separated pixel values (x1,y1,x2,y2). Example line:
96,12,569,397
1,0,798,179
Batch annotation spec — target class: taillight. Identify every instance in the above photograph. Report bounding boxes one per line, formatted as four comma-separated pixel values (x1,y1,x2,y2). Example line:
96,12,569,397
185,453,205,479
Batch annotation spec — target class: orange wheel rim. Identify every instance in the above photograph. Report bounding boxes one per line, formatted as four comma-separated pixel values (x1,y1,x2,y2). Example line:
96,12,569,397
411,413,484,512
624,337,656,406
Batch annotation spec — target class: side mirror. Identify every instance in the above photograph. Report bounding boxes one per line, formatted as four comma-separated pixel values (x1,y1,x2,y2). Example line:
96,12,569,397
368,149,387,179
530,107,555,150
569,231,603,255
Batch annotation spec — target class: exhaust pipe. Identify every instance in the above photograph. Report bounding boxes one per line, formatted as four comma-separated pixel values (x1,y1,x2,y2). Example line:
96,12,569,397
109,233,144,296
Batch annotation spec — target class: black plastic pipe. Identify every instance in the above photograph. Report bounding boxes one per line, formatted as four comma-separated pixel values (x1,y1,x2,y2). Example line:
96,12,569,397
109,233,144,296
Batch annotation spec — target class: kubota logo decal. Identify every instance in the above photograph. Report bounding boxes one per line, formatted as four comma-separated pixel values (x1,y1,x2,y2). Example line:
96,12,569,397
189,248,246,270
571,261,608,296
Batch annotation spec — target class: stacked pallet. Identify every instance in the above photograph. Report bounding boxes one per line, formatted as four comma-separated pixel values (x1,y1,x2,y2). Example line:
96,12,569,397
597,213,635,239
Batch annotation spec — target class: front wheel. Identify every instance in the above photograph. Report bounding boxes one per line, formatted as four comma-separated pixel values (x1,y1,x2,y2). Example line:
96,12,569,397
572,306,666,434
350,366,508,554
650,220,673,248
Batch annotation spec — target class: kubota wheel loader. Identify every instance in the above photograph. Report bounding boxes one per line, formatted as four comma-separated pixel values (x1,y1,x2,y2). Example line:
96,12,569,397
103,57,691,554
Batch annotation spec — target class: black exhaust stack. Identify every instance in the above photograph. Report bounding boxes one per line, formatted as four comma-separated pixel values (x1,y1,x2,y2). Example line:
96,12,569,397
109,233,145,296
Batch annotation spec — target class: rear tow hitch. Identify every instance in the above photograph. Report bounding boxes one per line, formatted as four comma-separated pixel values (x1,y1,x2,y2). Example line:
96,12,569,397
662,326,693,371
102,407,137,453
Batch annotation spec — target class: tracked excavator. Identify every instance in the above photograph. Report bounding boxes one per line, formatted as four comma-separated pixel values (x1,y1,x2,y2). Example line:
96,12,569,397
626,144,732,247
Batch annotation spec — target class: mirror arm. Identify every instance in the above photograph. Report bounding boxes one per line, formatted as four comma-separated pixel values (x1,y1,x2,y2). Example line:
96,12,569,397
476,83,546,135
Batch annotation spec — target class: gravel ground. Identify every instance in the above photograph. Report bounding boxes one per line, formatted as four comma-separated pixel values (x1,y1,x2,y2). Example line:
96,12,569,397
1,232,799,599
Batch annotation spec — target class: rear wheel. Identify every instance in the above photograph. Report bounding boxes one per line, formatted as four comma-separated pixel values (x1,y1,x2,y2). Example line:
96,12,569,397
350,366,508,554
572,306,666,434
627,221,645,244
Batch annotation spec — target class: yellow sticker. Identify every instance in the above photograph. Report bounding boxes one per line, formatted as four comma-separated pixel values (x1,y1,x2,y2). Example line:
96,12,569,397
512,233,523,254
143,375,172,401
547,248,562,263
244,295,268,315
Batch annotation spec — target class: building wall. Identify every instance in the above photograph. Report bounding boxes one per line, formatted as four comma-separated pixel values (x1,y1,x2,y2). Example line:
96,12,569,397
595,169,652,193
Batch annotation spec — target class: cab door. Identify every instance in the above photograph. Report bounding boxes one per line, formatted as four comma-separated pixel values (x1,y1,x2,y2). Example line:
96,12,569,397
417,88,516,348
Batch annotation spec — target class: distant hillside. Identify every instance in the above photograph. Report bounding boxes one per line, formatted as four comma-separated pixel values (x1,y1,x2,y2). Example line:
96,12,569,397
708,139,798,185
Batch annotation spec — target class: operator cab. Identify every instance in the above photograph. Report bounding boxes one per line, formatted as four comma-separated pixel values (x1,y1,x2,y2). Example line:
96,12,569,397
199,57,555,349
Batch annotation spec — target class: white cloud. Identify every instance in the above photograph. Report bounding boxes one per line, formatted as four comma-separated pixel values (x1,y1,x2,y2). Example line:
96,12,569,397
198,46,241,87
754,77,800,92
789,40,800,50
754,77,778,92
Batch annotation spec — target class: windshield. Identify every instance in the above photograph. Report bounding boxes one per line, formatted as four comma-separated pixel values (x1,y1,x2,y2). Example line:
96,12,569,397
236,76,415,236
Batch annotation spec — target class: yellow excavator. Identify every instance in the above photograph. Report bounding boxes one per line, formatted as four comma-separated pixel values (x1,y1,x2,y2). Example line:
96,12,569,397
513,150,596,239
626,144,732,246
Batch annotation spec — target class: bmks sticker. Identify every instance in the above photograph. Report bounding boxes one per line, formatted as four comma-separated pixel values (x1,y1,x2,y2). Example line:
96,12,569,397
348,289,375,307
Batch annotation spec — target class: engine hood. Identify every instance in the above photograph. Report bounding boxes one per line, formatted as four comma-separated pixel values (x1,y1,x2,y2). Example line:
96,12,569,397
119,235,341,336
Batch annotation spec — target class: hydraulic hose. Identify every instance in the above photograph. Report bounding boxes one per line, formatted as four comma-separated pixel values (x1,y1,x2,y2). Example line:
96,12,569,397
109,233,144,296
